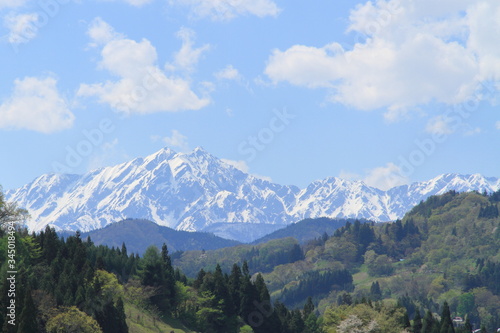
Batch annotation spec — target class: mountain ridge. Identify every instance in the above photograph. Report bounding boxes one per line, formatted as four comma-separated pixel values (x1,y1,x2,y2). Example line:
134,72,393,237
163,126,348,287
7,147,500,234
76,218,241,255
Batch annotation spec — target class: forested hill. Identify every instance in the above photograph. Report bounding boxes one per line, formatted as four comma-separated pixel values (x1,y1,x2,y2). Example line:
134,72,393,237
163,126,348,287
261,190,500,331
251,218,354,244
78,218,241,255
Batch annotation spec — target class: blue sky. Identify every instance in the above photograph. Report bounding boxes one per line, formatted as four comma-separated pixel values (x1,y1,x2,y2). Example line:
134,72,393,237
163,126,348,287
1,0,499,191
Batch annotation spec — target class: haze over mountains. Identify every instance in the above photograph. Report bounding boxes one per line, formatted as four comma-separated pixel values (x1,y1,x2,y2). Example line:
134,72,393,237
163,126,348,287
7,147,500,235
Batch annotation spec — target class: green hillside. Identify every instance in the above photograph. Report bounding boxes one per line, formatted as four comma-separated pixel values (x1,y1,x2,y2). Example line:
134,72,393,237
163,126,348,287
251,217,353,244
266,190,500,331
171,190,500,331
173,236,304,277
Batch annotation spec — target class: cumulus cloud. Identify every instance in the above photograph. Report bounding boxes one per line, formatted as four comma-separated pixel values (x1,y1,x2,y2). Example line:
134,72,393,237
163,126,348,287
170,0,280,20
152,129,190,152
425,115,455,135
4,12,39,45
87,17,123,46
341,163,410,191
264,0,500,120
166,27,210,72
0,0,28,9
78,18,210,114
120,0,154,6
215,65,240,80
221,158,272,181
221,158,249,173
0,76,74,133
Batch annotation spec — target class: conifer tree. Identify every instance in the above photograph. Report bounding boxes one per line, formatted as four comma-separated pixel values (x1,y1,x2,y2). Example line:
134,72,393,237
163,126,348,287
17,287,39,333
412,310,423,333
440,302,455,333
303,296,315,318
422,310,438,333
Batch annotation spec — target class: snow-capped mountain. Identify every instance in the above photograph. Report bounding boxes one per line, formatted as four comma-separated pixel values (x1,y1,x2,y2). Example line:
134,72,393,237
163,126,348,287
6,147,500,233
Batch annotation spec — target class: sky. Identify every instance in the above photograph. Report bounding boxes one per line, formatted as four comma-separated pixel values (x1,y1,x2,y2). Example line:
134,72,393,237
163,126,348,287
0,0,499,192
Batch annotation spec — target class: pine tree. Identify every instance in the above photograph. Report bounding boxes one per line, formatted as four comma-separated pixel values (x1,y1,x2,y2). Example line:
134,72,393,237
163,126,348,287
422,310,437,333
402,311,411,329
228,264,242,313
440,302,455,333
370,281,382,301
194,268,206,289
17,287,39,333
254,274,270,303
121,242,127,257
303,296,315,318
412,310,423,333
115,298,128,333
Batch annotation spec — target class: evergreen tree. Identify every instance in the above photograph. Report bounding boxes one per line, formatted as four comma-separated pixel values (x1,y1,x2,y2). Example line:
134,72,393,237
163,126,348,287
402,311,411,329
17,287,39,333
370,281,382,301
440,302,455,333
228,264,242,313
254,274,270,303
422,310,438,333
303,296,315,318
194,268,206,289
112,298,128,333
412,310,423,333
120,242,127,257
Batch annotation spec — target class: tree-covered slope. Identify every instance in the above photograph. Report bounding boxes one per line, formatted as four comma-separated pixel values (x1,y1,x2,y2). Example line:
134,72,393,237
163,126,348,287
79,218,240,255
251,218,355,244
259,190,500,331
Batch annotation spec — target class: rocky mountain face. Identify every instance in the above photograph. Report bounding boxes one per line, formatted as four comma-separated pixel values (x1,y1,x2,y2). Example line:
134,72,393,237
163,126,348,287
7,147,500,233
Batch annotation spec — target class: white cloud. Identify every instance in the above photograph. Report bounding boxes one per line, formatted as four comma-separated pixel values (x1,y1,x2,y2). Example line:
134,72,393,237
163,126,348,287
264,0,500,119
120,0,153,6
340,163,410,191
496,121,500,130
156,129,190,152
265,43,344,89
78,18,210,114
97,0,154,7
166,27,210,72
0,76,74,133
463,126,481,136
363,163,410,190
221,158,249,173
0,0,28,9
215,65,240,80
221,158,272,181
425,115,454,135
87,17,123,46
4,12,39,44
171,0,280,20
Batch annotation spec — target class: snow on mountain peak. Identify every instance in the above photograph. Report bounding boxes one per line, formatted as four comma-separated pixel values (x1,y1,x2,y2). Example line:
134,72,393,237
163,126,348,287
5,147,500,233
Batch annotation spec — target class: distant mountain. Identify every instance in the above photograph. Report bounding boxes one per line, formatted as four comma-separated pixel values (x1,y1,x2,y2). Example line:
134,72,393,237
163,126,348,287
76,219,240,255
6,147,500,236
201,222,286,243
251,217,364,244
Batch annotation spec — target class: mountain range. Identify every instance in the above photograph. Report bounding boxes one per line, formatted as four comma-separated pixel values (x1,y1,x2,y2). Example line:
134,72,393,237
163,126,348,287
7,147,500,239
